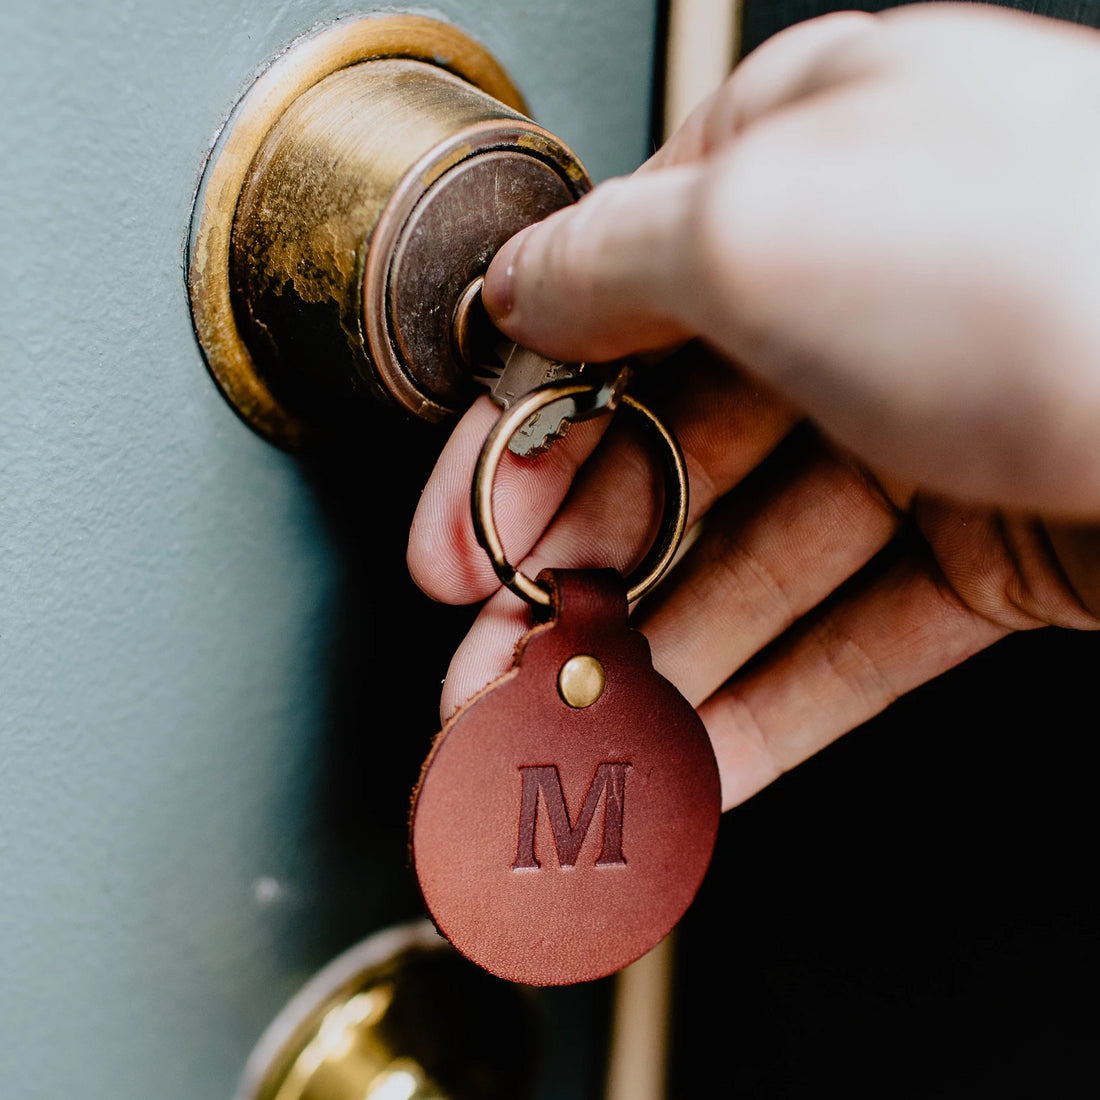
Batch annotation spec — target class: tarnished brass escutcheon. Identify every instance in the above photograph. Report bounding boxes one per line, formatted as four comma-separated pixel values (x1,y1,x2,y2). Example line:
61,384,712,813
188,14,560,449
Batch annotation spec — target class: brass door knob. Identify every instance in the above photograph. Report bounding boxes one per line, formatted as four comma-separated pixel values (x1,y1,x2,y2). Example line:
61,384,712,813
235,922,537,1100
188,14,590,448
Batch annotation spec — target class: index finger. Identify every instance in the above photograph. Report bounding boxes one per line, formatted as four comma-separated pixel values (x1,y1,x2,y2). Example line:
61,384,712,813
407,346,796,605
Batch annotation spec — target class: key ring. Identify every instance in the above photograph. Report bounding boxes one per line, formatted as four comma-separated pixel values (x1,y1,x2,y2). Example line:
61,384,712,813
472,379,689,608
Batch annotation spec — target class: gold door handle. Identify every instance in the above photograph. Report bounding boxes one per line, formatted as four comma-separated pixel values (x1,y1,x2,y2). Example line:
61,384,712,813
235,922,537,1100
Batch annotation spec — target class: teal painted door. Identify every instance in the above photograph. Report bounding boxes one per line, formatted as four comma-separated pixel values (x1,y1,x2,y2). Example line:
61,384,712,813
0,3,657,1096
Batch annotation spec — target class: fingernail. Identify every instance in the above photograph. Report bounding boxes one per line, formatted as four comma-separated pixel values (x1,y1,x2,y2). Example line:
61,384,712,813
484,226,533,321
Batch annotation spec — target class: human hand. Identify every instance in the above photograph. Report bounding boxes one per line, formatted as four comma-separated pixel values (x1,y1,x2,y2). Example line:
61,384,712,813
407,4,1100,810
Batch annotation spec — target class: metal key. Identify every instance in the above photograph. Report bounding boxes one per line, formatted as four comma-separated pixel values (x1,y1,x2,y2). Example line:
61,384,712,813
476,337,587,456
453,277,630,457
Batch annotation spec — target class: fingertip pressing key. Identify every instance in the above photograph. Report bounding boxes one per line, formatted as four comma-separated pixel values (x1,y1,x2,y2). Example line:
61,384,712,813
483,224,536,322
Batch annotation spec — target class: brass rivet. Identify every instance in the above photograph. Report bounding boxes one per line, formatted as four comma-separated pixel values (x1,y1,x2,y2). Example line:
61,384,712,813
558,655,605,709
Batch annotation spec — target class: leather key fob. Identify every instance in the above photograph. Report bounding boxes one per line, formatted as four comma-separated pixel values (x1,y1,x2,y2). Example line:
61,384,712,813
411,568,721,986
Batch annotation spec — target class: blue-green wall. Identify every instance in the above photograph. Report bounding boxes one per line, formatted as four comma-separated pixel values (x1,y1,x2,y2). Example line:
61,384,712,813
0,3,657,1095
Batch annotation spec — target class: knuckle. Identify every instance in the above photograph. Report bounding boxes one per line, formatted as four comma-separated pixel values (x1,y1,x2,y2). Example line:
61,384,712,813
922,510,1100,632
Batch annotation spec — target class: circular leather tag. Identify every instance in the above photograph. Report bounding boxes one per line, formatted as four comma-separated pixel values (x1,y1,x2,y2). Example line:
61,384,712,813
411,571,721,986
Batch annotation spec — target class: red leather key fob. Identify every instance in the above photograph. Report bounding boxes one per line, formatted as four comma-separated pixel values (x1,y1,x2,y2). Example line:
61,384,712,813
411,568,721,986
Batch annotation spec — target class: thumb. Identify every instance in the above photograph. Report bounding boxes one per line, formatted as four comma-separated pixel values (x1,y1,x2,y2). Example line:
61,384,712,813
482,165,701,362
479,10,882,365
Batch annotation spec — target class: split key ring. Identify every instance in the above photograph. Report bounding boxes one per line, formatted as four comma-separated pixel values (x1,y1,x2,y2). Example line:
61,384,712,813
472,379,689,608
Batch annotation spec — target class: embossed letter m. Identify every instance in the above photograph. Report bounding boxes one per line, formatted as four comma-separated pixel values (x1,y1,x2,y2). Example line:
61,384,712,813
512,763,630,870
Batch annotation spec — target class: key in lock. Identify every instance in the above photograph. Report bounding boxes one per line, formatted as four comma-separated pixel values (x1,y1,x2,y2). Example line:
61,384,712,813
188,14,607,452
452,277,631,458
